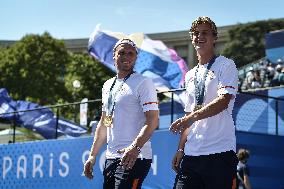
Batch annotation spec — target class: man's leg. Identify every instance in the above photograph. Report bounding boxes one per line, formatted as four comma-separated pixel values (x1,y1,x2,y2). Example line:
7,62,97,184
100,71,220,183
114,159,151,189
173,156,205,189
202,151,238,189
103,158,151,189
103,159,119,189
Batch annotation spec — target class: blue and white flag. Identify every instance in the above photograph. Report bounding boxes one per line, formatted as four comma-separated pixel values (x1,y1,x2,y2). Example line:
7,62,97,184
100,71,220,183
0,88,87,139
88,25,189,90
0,88,17,119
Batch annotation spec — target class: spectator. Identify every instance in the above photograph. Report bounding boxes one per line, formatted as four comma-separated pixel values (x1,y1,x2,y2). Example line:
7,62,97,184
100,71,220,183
251,70,261,89
241,67,254,90
239,58,284,90
271,64,283,86
236,148,252,189
278,67,284,85
266,62,275,81
258,61,267,87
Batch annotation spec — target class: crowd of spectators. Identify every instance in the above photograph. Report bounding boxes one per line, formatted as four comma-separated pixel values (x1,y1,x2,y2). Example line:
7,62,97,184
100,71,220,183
239,59,284,91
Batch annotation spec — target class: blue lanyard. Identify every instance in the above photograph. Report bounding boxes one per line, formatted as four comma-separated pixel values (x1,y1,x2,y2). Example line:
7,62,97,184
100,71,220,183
107,72,134,115
194,56,217,105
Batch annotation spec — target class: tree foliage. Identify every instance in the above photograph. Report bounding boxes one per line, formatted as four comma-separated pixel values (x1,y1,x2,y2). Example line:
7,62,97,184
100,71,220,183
0,32,70,104
64,53,114,120
0,32,114,108
65,53,114,101
222,19,284,67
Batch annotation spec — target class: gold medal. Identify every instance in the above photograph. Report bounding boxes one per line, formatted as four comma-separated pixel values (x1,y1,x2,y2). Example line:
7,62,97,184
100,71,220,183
193,104,203,111
103,116,113,127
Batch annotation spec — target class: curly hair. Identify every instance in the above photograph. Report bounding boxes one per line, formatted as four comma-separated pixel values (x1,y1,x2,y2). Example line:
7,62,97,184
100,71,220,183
237,148,250,162
189,16,218,38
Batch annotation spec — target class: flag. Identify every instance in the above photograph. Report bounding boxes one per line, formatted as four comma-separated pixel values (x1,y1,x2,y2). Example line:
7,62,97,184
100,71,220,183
265,30,284,64
0,88,87,139
88,25,189,90
0,88,17,119
57,118,87,138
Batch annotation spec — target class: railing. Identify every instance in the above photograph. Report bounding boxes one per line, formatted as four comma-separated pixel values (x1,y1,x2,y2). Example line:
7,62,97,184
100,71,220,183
1,89,283,144
0,99,102,143
235,91,284,136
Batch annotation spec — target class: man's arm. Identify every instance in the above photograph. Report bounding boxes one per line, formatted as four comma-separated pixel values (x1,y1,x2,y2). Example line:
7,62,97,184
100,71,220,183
170,93,232,133
190,93,232,120
172,126,190,172
243,167,252,189
89,112,107,157
118,110,159,169
132,110,159,148
177,126,190,150
83,112,107,179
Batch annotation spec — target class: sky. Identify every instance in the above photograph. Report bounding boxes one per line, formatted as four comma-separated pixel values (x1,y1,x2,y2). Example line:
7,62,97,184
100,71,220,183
1,0,284,40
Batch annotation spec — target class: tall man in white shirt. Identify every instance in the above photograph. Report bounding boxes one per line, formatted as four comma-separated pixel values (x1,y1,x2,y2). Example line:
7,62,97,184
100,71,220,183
170,16,239,189
84,39,159,189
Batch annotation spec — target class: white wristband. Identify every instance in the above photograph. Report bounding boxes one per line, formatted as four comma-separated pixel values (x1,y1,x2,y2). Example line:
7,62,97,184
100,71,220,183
177,149,184,152
88,156,96,164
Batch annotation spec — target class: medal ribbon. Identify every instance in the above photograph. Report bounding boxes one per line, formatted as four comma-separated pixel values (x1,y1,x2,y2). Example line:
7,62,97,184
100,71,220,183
194,56,217,105
106,72,134,116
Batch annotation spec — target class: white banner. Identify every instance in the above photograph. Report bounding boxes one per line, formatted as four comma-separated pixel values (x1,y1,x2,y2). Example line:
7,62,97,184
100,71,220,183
80,98,88,126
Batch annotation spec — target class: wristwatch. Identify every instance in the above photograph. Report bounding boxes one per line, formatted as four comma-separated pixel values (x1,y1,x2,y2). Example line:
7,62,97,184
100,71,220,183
132,144,141,153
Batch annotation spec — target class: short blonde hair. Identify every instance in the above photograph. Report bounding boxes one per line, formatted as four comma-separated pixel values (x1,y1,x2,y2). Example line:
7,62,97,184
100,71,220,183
237,148,250,161
189,16,218,38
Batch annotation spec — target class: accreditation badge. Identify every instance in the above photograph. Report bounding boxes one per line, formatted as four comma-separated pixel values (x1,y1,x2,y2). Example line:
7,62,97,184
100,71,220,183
103,115,113,127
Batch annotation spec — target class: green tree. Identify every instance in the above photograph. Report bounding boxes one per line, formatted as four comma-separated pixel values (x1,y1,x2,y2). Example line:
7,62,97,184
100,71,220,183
0,32,70,104
64,53,113,119
222,19,284,67
65,53,113,101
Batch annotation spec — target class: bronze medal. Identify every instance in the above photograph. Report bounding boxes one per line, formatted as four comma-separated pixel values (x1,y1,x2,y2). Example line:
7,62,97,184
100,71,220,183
194,56,217,113
104,72,134,128
193,104,203,111
103,116,113,127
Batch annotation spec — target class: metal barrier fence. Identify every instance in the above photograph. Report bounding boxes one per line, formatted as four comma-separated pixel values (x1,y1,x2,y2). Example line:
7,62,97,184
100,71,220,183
0,99,102,144
0,89,283,144
237,91,284,135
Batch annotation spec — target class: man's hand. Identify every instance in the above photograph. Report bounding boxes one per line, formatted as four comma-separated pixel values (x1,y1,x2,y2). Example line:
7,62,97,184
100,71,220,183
170,117,191,134
117,145,140,170
172,151,184,173
83,156,96,179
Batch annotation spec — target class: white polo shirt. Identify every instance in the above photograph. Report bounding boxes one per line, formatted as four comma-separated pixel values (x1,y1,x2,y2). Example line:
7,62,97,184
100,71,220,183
184,55,238,156
102,73,159,159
